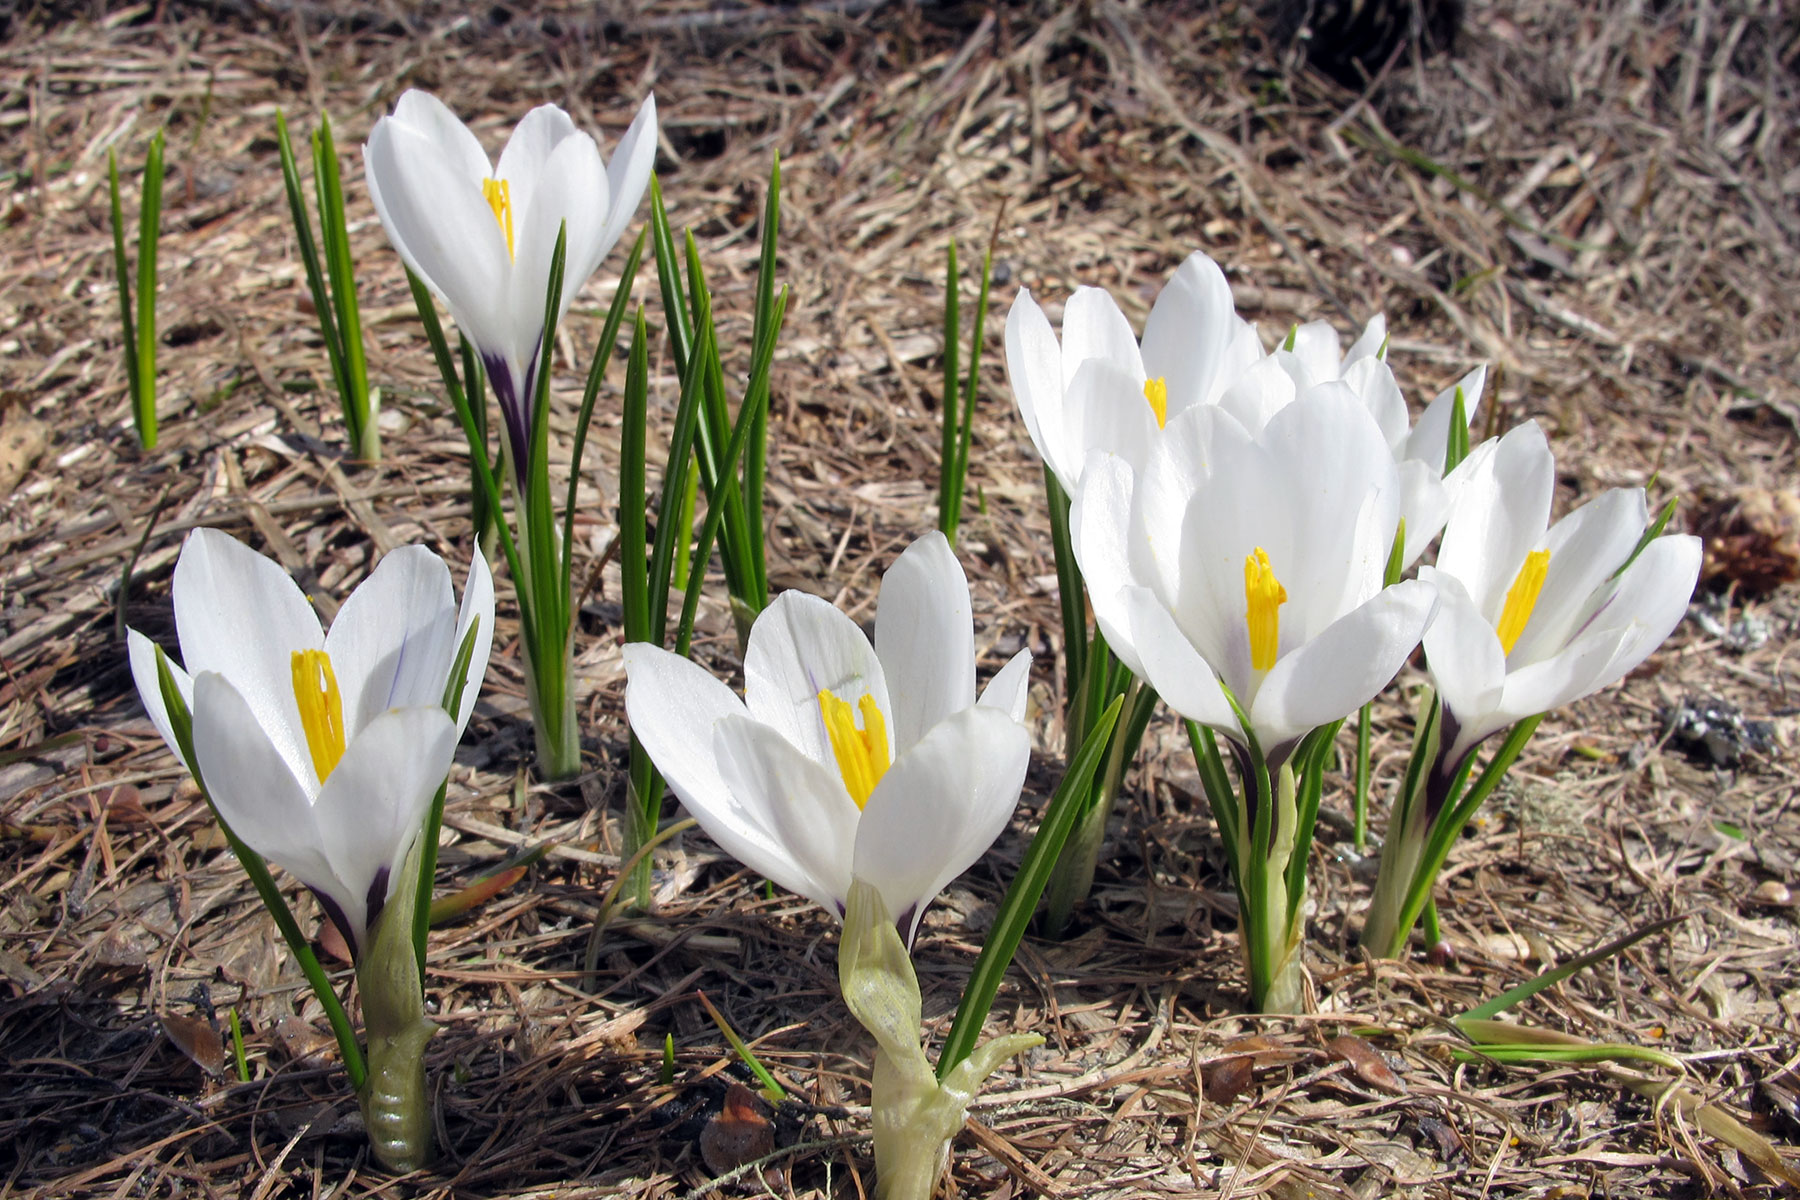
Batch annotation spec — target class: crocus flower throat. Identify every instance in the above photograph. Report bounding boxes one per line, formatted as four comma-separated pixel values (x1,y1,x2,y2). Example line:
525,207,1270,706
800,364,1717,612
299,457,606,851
291,649,348,781
1244,548,1288,673
480,178,515,260
818,690,890,808
1495,549,1550,656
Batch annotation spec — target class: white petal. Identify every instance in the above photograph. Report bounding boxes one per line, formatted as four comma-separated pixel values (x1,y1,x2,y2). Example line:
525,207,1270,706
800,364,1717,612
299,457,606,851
1066,357,1160,479
743,591,889,766
1397,460,1451,568
1343,356,1408,448
127,629,193,770
495,103,582,223
1509,488,1646,663
1139,251,1239,412
1436,420,1554,615
310,705,458,944
853,705,1030,944
450,546,497,735
1405,364,1487,469
1253,387,1398,643
1419,567,1508,744
622,642,750,832
1286,320,1341,384
1588,534,1701,683
1344,312,1388,365
387,90,492,182
173,529,321,786
190,671,340,914
363,118,512,354
1004,289,1072,490
1119,585,1238,734
510,129,609,352
874,532,974,753
1495,624,1631,736
1216,354,1297,437
324,546,457,735
978,649,1032,722
1249,578,1437,752
1060,287,1144,390
596,94,658,261
1071,453,1149,679
713,715,860,915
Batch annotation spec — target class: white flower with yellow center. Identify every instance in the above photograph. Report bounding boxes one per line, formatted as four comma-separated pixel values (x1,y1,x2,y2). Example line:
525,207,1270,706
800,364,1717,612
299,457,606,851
363,89,656,477
1420,421,1701,769
622,532,1031,944
1072,386,1438,760
127,529,494,956
1005,251,1263,495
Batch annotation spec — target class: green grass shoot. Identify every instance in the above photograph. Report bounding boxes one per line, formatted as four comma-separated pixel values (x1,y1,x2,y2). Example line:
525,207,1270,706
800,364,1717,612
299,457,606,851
108,129,164,450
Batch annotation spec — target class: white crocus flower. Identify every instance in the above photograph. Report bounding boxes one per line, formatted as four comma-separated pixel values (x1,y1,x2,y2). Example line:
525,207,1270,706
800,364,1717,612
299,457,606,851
363,89,656,475
128,529,495,957
1005,251,1262,495
1072,386,1438,762
623,532,1031,945
1421,420,1701,770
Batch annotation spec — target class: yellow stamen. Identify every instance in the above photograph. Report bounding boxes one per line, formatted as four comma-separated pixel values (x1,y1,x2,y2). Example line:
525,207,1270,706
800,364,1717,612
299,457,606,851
1143,376,1168,429
291,649,347,782
818,690,890,809
1494,548,1550,656
481,177,515,260
1243,547,1288,673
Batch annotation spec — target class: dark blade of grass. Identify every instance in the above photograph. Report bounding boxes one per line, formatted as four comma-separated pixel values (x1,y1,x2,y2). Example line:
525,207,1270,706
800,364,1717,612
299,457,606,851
672,294,786,657
312,114,371,454
1459,914,1683,1023
410,616,484,980
682,232,755,604
406,270,534,651
459,336,496,545
945,241,993,539
134,131,165,449
276,112,353,428
619,309,652,646
646,319,715,646
937,237,961,537
1042,468,1086,709
523,229,569,737
154,648,366,1088
937,694,1125,1078
562,229,645,603
744,153,780,604
107,149,140,408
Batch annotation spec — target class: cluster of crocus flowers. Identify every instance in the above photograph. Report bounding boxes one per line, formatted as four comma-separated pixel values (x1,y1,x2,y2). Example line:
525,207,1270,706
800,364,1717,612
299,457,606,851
128,529,494,1170
1005,247,1697,1009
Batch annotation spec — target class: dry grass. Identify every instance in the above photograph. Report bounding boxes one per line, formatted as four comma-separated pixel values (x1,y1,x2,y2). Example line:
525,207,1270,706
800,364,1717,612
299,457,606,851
2,0,1798,1195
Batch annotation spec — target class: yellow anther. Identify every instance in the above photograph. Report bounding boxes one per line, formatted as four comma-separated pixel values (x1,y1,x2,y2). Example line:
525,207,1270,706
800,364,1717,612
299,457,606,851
481,177,515,260
1495,548,1550,656
1243,547,1288,673
1143,376,1169,429
818,690,890,809
290,649,347,782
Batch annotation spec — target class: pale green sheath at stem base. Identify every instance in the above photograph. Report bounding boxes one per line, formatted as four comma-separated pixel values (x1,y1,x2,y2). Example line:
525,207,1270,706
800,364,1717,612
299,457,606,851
838,881,1040,1200
356,844,437,1173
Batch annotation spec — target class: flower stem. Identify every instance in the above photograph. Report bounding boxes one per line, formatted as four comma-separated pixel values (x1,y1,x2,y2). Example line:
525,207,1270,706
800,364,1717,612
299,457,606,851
356,846,436,1173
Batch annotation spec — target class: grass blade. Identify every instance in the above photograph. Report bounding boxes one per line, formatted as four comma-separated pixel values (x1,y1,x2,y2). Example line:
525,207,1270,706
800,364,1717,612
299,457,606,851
938,694,1125,1077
